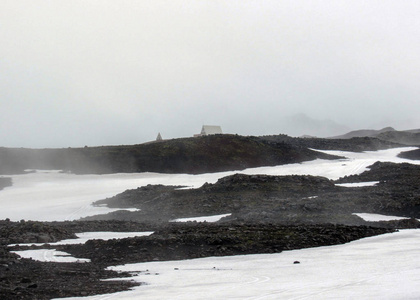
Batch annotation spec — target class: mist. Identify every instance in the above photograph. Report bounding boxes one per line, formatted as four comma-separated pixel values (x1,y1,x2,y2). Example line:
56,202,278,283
1,1,420,148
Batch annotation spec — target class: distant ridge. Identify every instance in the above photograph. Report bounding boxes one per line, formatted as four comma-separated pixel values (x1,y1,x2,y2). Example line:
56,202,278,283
330,127,396,139
330,127,420,146
0,135,338,175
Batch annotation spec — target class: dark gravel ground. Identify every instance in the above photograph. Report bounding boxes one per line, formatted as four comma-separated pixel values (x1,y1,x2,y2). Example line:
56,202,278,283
1,220,398,300
2,160,420,299
0,257,139,300
85,162,420,225
0,140,418,299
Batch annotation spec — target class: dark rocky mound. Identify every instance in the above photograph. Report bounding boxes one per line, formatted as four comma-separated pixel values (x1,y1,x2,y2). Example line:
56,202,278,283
335,162,420,218
398,148,420,160
337,161,420,184
259,134,401,152
0,220,144,300
88,162,420,224
57,223,394,266
365,218,420,229
0,220,77,245
87,174,338,223
0,135,339,175
47,220,159,234
0,259,138,300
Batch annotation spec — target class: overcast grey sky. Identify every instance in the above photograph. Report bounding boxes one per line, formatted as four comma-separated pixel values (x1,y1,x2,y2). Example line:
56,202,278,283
1,0,419,148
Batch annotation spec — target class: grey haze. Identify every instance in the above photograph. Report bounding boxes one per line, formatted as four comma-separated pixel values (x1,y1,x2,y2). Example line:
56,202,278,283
1,0,419,148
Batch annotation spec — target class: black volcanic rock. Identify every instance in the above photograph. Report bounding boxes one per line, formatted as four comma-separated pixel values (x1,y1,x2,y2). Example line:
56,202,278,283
89,162,420,224
0,258,138,300
336,161,420,184
376,131,420,146
0,220,77,245
398,148,420,160
259,135,401,152
60,223,394,267
0,134,417,299
0,135,340,175
1,220,394,299
329,127,420,146
88,174,339,223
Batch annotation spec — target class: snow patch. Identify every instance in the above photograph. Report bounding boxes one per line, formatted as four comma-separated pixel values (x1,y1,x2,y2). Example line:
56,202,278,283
9,231,154,247
302,196,318,199
12,249,90,263
336,181,380,187
353,213,410,222
170,213,231,223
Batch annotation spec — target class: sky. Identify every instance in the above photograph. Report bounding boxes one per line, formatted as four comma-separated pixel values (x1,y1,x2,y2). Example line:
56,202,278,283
1,0,420,148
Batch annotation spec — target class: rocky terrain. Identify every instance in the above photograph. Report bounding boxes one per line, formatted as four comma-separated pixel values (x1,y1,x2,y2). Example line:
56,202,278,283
259,134,401,151
398,148,420,160
330,127,397,139
86,161,420,225
329,127,420,146
375,130,420,146
2,221,396,300
3,158,420,299
0,135,339,175
0,134,419,299
0,133,403,175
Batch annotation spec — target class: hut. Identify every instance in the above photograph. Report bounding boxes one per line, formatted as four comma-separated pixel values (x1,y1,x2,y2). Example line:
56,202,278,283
195,125,223,136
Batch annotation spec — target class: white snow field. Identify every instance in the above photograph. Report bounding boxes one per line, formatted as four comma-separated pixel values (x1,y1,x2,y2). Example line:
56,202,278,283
353,213,410,222
0,147,418,222
58,229,420,300
170,213,232,223
335,181,379,187
9,231,154,247
10,232,154,263
1,146,419,299
12,249,91,263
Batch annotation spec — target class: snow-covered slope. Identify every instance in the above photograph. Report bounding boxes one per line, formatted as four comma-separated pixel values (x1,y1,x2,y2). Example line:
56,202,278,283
3,146,420,299
58,229,420,300
0,147,417,221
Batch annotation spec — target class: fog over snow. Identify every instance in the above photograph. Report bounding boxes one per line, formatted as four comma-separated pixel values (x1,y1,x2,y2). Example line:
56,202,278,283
3,147,420,299
0,147,418,221
1,1,420,148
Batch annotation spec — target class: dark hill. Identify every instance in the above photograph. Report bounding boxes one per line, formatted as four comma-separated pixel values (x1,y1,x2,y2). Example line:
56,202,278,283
375,131,420,146
398,148,420,160
330,127,420,146
259,134,401,152
0,135,338,175
330,127,396,139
